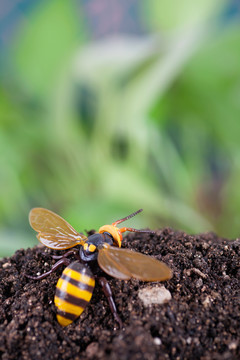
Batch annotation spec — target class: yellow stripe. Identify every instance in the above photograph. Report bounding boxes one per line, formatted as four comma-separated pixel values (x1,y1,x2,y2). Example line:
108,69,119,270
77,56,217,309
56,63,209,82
54,295,85,315
56,278,93,301
63,268,95,287
56,314,73,327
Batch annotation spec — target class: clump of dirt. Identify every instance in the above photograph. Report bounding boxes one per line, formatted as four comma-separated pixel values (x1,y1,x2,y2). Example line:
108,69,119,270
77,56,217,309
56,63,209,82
0,228,239,360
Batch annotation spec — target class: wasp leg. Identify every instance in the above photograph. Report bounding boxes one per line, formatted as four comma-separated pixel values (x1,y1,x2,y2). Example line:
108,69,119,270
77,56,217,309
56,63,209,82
25,257,71,280
98,276,123,329
51,248,80,260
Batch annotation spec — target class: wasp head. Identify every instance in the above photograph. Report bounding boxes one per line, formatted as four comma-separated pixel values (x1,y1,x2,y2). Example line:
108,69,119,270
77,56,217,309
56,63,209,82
79,233,113,262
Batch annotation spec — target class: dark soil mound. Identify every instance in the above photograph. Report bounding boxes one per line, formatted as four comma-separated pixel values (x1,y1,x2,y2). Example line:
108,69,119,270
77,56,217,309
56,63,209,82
0,229,239,360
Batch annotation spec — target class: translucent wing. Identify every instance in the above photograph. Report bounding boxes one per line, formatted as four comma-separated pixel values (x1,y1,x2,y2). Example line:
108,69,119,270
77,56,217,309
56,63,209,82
29,208,87,249
97,244,172,281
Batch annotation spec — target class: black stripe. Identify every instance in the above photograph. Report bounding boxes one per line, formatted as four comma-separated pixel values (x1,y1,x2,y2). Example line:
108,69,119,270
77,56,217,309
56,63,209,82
61,273,94,293
57,309,78,321
55,288,88,308
67,262,93,277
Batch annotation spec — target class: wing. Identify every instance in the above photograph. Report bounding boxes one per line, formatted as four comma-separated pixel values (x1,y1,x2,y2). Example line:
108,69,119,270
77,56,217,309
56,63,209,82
97,244,172,281
29,208,87,249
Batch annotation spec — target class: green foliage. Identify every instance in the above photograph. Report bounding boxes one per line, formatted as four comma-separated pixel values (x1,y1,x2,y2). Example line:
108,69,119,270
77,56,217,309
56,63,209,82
0,0,239,257
12,0,83,99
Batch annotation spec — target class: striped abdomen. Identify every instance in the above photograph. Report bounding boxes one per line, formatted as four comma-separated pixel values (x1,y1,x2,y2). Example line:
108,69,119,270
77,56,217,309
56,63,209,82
54,261,95,327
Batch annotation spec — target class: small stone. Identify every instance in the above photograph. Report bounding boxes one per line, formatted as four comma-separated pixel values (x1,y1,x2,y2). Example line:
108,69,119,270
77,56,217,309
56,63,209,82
138,286,172,307
203,296,211,307
153,337,162,346
196,278,203,288
228,341,238,350
2,263,11,268
85,342,99,357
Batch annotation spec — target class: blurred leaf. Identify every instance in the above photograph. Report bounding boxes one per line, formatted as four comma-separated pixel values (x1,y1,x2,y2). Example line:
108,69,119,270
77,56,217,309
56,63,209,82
142,0,226,31
11,0,83,99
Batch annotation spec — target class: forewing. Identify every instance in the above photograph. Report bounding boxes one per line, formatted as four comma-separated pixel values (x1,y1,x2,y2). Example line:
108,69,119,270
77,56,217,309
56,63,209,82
29,208,87,249
97,245,172,281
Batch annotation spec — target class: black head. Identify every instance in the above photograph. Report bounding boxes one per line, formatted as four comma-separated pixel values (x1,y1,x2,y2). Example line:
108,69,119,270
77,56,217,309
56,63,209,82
79,232,113,262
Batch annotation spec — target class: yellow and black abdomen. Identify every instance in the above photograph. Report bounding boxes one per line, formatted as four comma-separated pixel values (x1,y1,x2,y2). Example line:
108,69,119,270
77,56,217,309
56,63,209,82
54,261,95,327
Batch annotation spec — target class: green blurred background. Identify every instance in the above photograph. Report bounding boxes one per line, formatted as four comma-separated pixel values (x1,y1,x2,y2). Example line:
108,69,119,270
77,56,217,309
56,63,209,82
1,0,240,257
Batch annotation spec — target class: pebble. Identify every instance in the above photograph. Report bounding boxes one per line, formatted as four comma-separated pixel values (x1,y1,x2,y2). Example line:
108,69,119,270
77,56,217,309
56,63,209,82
138,286,172,307
2,262,11,268
228,341,238,350
153,337,162,346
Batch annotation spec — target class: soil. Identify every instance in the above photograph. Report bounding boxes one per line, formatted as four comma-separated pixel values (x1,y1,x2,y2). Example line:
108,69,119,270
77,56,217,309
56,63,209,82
0,228,239,360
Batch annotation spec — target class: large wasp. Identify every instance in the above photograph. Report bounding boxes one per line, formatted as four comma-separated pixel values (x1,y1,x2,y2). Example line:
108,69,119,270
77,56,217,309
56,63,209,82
27,208,172,327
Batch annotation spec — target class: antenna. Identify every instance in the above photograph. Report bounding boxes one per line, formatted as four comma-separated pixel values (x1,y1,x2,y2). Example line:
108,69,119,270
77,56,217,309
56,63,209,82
112,209,154,235
112,209,143,226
